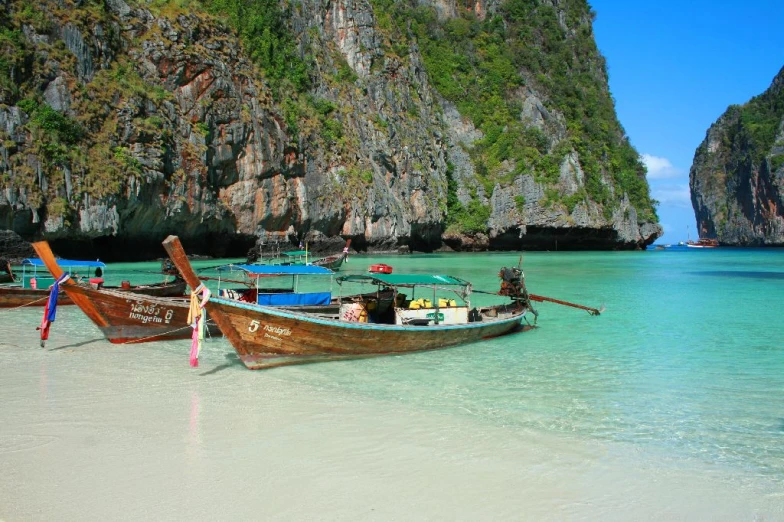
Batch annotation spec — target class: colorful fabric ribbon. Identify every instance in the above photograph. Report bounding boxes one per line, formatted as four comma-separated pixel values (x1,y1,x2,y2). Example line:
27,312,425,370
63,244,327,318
186,283,210,367
37,273,70,347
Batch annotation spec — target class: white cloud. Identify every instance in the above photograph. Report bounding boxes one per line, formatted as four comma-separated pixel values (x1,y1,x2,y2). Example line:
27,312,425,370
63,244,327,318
642,154,683,179
652,184,691,208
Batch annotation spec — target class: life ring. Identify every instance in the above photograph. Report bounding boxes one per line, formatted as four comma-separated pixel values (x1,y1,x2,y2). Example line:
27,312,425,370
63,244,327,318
368,264,393,274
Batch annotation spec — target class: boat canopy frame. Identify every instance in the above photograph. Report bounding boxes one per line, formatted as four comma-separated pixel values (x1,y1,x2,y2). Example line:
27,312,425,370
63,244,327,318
214,263,335,306
19,258,106,288
335,273,473,308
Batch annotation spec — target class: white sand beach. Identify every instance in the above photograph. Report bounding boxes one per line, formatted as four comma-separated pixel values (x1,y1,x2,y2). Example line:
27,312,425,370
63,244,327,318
1,306,782,521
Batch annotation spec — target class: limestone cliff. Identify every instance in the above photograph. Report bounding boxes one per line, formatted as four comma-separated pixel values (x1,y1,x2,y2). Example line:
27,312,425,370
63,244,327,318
690,66,784,246
0,0,661,260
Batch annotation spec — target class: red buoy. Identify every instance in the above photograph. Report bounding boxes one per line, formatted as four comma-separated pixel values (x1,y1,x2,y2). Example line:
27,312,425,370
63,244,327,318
368,264,393,274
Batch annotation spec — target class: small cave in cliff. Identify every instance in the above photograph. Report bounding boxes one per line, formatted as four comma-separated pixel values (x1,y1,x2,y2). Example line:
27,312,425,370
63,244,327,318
408,223,445,253
488,226,625,251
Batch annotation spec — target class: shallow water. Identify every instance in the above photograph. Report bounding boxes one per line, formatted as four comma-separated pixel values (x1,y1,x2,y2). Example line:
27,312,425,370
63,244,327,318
1,248,783,520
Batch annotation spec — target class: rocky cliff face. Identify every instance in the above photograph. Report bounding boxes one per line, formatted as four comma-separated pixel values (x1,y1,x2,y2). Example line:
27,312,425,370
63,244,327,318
0,0,661,260
690,66,784,246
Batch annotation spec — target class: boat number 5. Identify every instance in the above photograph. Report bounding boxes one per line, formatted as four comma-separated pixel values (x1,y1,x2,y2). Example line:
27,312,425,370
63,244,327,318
249,319,260,333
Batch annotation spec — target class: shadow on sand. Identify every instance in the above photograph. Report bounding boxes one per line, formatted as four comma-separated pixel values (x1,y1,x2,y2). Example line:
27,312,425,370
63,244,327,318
48,337,104,351
199,353,244,376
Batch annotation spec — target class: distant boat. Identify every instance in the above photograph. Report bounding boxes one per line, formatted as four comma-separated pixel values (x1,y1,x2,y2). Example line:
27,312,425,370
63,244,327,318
686,238,719,248
311,240,351,271
248,239,351,272
0,257,186,309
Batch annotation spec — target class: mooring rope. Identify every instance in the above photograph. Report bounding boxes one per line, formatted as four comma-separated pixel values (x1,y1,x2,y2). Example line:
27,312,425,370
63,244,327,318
118,324,193,344
117,319,220,344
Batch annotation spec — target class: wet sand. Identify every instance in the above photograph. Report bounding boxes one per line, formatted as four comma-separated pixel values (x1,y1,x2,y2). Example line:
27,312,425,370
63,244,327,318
1,306,782,521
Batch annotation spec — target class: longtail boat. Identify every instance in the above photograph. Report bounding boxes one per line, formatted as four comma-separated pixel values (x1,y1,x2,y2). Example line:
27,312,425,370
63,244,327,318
311,239,351,271
686,238,719,248
0,258,103,308
247,239,352,271
0,257,187,309
29,241,214,343
163,235,535,370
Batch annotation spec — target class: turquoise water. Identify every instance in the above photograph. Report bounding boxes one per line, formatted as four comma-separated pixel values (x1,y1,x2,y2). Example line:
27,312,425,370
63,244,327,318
92,249,784,490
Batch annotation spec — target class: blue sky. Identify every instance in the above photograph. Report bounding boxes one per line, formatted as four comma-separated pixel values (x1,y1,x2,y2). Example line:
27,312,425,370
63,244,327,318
589,0,784,244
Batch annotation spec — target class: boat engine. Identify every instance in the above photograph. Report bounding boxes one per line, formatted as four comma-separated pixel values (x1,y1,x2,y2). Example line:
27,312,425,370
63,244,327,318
1,258,14,279
498,266,528,302
161,259,183,280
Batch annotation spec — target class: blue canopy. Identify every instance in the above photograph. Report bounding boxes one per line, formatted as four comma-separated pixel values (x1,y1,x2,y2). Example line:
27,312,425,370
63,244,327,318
216,263,333,276
257,291,332,306
22,258,106,268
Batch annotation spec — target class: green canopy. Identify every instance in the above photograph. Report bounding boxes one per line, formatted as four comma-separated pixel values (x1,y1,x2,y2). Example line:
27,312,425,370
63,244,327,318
282,250,308,257
337,273,468,287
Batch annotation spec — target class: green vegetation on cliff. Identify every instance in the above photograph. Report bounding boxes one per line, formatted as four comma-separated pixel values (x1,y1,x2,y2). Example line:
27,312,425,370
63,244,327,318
372,0,657,224
733,81,784,163
690,67,784,246
198,0,309,93
1,0,659,250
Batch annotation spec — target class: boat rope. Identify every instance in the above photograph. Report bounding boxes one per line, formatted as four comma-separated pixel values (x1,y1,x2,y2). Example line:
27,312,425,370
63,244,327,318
196,263,234,273
116,319,219,346
118,324,194,344
0,294,51,310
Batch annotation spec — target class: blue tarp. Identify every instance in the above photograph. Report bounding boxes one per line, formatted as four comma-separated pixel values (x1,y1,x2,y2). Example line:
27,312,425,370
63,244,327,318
217,264,333,276
23,258,106,268
257,291,332,306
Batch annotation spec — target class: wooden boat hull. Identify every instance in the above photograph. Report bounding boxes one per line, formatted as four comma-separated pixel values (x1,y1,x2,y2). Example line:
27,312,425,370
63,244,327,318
0,286,73,308
0,280,185,308
686,238,719,248
313,253,347,271
207,298,528,369
311,239,351,271
54,283,221,343
107,280,187,297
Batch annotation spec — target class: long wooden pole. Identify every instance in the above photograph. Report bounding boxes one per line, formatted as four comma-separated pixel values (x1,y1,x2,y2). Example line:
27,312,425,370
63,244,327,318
473,288,602,316
161,236,239,350
32,241,111,327
528,293,603,316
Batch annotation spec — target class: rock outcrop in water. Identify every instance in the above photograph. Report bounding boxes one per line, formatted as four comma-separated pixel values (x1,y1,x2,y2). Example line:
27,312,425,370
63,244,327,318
0,0,661,260
690,66,784,246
